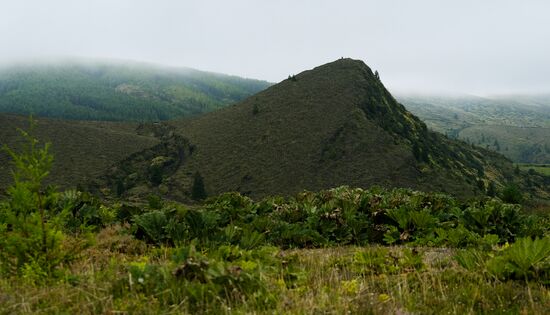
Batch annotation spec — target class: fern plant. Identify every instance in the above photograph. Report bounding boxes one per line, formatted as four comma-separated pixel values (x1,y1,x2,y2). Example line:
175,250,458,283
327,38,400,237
497,237,550,281
456,237,550,283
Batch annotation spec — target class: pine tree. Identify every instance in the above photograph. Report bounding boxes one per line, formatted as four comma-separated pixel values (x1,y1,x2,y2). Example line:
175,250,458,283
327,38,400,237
0,117,70,277
191,171,207,201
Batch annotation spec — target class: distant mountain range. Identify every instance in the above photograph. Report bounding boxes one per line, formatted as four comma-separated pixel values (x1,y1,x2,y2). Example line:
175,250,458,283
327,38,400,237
0,59,271,121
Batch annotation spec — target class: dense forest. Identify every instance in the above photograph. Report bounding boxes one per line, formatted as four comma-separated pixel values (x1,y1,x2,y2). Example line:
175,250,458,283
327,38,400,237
0,60,270,121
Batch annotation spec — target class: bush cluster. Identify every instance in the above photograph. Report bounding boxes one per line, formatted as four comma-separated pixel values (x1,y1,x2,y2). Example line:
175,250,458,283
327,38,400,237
129,187,548,249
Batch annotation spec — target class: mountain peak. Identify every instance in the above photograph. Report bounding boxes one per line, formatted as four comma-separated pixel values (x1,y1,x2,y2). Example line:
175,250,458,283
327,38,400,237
86,59,539,202
292,58,377,83
318,57,371,71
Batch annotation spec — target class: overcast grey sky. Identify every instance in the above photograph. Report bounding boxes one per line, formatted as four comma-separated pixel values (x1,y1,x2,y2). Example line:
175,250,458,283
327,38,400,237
1,0,549,95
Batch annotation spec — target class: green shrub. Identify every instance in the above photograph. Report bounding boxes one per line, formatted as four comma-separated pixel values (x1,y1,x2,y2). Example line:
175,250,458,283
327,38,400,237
191,171,207,201
456,237,550,283
461,200,526,243
353,247,424,275
133,210,170,244
125,186,544,251
53,190,117,232
112,244,279,312
147,194,163,209
384,207,437,244
500,184,523,204
491,237,550,282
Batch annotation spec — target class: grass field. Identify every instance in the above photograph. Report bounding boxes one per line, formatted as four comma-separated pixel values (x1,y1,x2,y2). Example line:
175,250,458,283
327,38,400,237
1,231,548,314
518,163,550,176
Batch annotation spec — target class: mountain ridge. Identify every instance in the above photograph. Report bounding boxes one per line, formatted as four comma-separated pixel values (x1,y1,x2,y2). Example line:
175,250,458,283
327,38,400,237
95,58,548,201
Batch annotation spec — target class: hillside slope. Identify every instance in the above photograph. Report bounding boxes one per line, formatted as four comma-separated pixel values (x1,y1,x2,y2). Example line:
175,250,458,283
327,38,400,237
0,59,270,121
398,94,550,163
0,114,159,193
99,59,547,201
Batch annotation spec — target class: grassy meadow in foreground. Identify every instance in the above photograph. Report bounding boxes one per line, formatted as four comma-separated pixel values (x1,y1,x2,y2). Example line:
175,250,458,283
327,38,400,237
2,239,549,314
